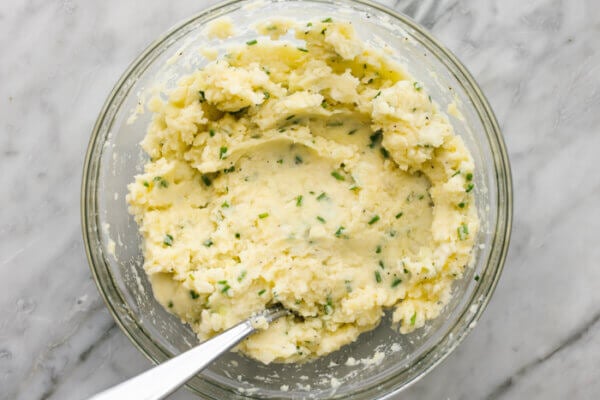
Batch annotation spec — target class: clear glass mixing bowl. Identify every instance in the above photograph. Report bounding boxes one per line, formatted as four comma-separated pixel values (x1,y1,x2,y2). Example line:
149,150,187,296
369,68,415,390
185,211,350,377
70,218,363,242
81,0,512,398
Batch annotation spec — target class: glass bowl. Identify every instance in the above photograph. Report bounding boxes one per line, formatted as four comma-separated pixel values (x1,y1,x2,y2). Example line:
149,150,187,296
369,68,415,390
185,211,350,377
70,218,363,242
81,0,512,398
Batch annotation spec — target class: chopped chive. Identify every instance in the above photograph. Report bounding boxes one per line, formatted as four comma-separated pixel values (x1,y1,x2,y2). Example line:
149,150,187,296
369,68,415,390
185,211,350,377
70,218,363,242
209,129,215,137
451,170,461,177
413,82,423,91
380,147,390,158
375,245,382,254
201,175,212,186
219,146,228,159
331,171,345,181
378,260,385,269
217,280,228,285
307,22,313,27
168,300,174,308
143,181,149,187
258,289,266,296
296,195,303,207
163,234,173,246
321,28,326,35
295,155,303,164
369,129,383,148
316,216,326,223
474,274,480,282
235,232,241,239
286,114,295,121
221,284,231,293
237,271,246,282
203,238,214,247
368,215,380,225
457,223,469,240
391,278,402,288
190,290,200,300
297,47,308,52
263,91,270,100
466,172,473,181
373,91,381,99
246,39,258,45
322,17,332,23
221,201,230,208
321,100,328,108
198,90,206,102
349,185,361,192
316,192,327,201
410,312,417,325
276,158,284,164
258,212,269,219
458,202,466,208
223,165,235,173
466,183,475,193
395,212,404,219
153,176,168,188
374,270,382,283
348,128,357,135
345,280,352,292
334,226,345,238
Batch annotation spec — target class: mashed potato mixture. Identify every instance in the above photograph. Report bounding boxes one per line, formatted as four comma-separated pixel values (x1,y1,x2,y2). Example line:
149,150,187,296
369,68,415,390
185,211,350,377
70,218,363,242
127,18,478,364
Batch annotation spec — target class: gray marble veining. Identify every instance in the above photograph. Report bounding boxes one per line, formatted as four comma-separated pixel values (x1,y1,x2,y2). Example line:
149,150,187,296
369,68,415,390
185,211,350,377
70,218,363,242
1,0,599,399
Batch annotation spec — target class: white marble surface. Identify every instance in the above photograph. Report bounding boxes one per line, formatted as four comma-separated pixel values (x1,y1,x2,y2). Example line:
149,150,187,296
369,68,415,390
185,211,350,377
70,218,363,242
1,0,599,399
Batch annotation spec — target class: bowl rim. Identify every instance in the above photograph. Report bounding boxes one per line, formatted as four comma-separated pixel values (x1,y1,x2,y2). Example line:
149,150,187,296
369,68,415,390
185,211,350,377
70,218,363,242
81,0,513,398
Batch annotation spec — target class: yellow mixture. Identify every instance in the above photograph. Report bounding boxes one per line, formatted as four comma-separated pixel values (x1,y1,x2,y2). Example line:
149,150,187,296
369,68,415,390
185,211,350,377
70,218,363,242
127,18,478,364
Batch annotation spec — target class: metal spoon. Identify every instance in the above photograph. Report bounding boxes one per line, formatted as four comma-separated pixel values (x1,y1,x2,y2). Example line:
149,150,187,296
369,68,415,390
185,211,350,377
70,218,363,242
88,306,288,400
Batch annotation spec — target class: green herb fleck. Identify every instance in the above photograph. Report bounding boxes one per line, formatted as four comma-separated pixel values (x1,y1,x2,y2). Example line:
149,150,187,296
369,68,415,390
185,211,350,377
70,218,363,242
324,297,334,315
466,172,473,181
458,202,466,208
321,100,328,108
380,147,390,158
457,223,469,240
410,312,417,325
307,22,313,27
369,129,383,148
395,212,404,219
209,129,215,137
198,90,206,102
376,245,382,254
334,226,345,238
451,170,461,177
413,82,423,91
331,171,345,181
168,300,174,308
373,91,381,99
221,201,230,208
466,183,475,193
321,28,327,35
297,47,308,52
316,192,327,201
201,175,212,186
220,284,231,293
378,260,385,269
203,238,214,247
266,25,277,31
223,165,235,173
322,17,333,23
348,128,357,135
153,176,168,188
276,158,284,164
263,91,270,100
316,216,326,223
258,289,266,296
296,195,303,207
143,181,149,188
235,232,241,239
258,212,269,219
368,215,380,225
246,39,258,45
237,271,246,282
190,290,200,300
295,155,303,164
163,234,173,247
219,146,228,159
474,274,480,282
349,185,361,192
286,114,295,121
375,270,382,283
391,278,402,288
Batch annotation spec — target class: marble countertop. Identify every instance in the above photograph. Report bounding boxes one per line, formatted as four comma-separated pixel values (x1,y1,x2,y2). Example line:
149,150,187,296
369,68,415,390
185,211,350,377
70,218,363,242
1,0,599,399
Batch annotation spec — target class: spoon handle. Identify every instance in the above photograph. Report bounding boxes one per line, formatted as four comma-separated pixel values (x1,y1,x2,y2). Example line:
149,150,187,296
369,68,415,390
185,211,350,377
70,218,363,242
88,307,287,400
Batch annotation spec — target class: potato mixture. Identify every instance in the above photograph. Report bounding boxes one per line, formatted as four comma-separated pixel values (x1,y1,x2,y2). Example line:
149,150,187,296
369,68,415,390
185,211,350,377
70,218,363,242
127,17,478,364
